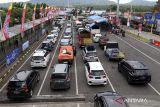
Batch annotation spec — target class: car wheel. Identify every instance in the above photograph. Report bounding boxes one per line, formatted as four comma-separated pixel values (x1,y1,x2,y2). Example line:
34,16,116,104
127,76,132,84
37,74,40,82
29,90,33,98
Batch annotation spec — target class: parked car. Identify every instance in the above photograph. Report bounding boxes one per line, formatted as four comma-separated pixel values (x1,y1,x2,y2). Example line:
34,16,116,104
93,33,102,43
82,45,98,62
84,62,107,85
60,38,72,46
118,60,151,84
41,40,54,52
99,36,109,49
7,70,40,99
94,91,129,107
50,64,71,90
31,49,50,68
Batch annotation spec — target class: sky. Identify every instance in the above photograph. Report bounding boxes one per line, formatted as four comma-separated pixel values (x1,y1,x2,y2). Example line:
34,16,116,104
0,0,158,4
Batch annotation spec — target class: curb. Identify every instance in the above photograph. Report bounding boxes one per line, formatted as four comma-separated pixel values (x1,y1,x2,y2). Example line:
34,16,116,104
0,95,86,104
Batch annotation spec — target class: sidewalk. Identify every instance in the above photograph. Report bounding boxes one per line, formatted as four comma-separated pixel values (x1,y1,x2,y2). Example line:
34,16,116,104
122,26,160,47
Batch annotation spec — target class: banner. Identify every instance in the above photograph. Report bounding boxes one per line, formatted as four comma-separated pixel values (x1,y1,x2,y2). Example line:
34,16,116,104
20,4,26,33
2,3,12,40
6,48,21,65
144,13,152,20
155,12,160,20
32,5,36,27
22,40,29,51
156,20,160,32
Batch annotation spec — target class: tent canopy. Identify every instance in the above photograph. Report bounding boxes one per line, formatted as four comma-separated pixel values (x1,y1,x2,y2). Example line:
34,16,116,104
87,15,108,23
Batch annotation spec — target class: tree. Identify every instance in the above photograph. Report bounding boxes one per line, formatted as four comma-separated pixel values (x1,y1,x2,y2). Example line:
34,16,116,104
154,0,160,12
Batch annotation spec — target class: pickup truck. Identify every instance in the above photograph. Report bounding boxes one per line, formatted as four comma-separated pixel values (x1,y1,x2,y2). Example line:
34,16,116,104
104,41,125,61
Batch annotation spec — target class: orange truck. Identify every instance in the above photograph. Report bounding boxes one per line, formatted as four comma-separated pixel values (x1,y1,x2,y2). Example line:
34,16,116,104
58,46,76,64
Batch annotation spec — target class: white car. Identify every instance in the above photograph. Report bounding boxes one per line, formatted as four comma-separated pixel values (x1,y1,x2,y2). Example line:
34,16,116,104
51,30,59,37
53,27,60,32
47,34,57,44
67,23,72,27
31,49,50,67
85,62,107,85
93,33,102,43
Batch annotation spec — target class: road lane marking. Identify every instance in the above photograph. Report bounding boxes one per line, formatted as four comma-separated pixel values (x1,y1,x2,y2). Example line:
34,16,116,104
148,83,160,96
37,24,66,96
115,36,160,96
0,36,46,92
72,22,79,95
98,58,116,92
126,34,160,53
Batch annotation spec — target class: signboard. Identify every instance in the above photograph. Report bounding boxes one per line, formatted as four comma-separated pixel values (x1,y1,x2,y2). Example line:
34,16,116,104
144,13,152,20
6,48,21,65
155,12,160,20
147,20,155,25
22,41,29,51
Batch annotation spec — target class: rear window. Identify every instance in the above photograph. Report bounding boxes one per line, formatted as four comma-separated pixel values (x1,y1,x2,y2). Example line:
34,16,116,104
86,52,96,57
107,43,118,48
47,36,53,39
91,70,104,76
51,73,66,79
32,56,44,60
8,81,25,88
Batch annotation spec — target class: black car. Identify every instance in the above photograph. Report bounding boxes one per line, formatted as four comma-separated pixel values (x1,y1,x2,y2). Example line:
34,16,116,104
94,91,129,107
50,64,71,90
118,60,151,84
41,40,54,52
7,70,40,99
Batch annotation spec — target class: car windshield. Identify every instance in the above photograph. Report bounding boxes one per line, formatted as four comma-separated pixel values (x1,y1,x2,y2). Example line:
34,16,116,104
52,73,66,79
32,56,44,60
107,43,118,48
47,36,53,39
61,41,69,45
42,43,49,48
8,81,25,88
91,70,104,76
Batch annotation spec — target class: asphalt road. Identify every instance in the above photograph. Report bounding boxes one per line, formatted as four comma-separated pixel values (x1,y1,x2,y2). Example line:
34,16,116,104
0,21,160,104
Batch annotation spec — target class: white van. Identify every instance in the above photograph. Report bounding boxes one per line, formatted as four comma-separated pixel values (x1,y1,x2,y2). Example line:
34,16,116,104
31,49,50,68
47,34,57,44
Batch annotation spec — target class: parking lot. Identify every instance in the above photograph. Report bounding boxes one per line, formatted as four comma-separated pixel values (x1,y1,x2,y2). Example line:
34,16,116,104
0,20,160,104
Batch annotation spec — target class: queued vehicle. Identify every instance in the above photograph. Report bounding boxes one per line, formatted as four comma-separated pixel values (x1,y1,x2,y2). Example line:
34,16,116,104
94,91,129,107
53,26,60,33
46,34,57,44
7,70,40,99
41,40,54,52
82,45,98,62
60,38,72,46
58,46,76,64
63,28,72,39
85,62,107,85
104,41,125,61
31,49,50,68
50,64,71,90
51,29,59,37
118,60,151,84
99,36,109,49
93,33,102,43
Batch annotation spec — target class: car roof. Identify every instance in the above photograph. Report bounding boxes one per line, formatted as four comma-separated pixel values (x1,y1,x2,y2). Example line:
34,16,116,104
42,40,50,43
126,61,147,69
33,49,46,56
88,62,103,70
107,41,118,44
95,34,102,36
10,70,32,81
103,96,128,107
53,64,67,73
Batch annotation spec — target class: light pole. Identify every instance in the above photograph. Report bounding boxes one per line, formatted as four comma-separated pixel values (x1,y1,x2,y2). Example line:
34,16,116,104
0,10,4,40
117,0,119,26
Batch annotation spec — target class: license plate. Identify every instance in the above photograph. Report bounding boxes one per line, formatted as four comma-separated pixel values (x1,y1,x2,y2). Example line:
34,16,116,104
95,77,101,79
14,91,20,94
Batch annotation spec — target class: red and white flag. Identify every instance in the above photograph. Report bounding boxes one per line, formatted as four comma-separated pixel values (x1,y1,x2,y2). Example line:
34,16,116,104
20,4,26,33
2,3,12,40
32,5,36,27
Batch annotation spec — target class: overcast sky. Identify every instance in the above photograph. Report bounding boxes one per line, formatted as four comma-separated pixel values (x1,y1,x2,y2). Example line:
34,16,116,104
0,0,158,4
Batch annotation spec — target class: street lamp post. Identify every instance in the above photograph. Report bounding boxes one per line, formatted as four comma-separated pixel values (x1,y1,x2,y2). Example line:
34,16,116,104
117,0,119,26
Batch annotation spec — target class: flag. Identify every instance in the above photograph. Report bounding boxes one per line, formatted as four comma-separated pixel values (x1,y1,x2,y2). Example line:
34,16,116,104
20,4,26,33
32,5,36,27
40,6,44,23
0,13,5,41
127,11,130,27
2,3,12,40
45,6,48,17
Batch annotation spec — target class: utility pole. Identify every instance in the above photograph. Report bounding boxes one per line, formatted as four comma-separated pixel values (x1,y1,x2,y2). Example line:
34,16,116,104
116,0,119,26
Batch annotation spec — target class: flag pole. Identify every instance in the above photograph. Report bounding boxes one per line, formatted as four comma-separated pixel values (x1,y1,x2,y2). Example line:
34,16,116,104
0,11,3,41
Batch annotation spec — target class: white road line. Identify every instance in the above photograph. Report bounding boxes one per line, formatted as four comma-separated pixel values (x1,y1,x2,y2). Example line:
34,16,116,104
115,36,160,95
127,34,160,53
148,83,160,96
72,22,79,95
0,36,46,92
98,58,116,92
37,24,65,96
